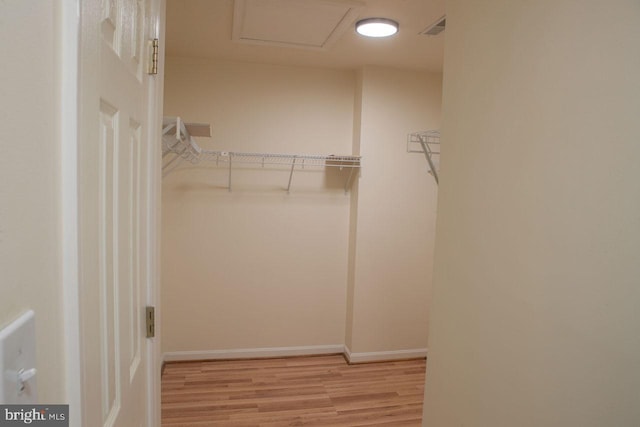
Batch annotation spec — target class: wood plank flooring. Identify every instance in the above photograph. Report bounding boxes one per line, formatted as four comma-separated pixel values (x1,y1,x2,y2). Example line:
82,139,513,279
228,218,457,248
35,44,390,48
162,354,426,426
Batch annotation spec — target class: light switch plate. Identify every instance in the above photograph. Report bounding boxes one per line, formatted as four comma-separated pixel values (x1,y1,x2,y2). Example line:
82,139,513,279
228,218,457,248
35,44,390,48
0,310,37,403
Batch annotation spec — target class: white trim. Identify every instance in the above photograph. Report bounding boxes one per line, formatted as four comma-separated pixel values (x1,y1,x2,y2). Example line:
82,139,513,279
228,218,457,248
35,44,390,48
60,1,82,425
344,346,428,364
163,345,345,362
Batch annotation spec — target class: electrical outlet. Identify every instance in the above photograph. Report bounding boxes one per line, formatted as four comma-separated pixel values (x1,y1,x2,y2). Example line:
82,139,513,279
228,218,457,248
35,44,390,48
0,310,37,403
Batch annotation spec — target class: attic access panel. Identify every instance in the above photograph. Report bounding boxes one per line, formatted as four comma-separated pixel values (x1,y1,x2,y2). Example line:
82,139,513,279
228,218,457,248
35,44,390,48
233,0,364,50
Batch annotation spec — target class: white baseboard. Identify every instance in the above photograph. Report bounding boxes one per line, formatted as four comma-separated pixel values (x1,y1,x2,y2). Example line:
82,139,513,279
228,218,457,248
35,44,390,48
163,344,428,364
163,344,345,362
344,346,428,363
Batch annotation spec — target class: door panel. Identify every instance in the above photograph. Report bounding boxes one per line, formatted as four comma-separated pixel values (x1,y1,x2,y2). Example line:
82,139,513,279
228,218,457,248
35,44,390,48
98,101,120,424
128,119,142,383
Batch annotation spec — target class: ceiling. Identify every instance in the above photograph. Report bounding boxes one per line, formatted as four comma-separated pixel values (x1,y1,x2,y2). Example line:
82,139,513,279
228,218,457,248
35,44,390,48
165,0,446,72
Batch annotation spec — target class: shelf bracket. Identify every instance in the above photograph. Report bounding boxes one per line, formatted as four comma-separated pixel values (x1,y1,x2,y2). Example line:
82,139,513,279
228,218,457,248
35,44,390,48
228,154,233,192
408,131,440,186
286,156,298,193
417,135,439,185
344,166,357,194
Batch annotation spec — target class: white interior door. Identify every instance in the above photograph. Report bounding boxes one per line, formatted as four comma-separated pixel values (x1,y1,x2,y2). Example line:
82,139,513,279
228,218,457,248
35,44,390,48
78,0,158,425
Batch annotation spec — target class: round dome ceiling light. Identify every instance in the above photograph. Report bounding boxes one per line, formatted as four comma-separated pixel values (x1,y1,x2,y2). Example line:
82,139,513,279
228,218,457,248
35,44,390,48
355,18,399,38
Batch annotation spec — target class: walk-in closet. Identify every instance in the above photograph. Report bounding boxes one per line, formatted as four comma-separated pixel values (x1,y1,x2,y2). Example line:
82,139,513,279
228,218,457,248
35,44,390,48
160,0,443,424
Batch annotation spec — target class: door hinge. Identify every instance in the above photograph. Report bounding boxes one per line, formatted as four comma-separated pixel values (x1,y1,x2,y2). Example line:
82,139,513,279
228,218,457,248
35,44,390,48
145,306,155,338
148,38,159,75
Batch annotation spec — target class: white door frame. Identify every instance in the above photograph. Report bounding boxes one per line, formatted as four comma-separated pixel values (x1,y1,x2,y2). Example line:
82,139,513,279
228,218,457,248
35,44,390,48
60,0,165,425
60,0,82,424
145,0,166,424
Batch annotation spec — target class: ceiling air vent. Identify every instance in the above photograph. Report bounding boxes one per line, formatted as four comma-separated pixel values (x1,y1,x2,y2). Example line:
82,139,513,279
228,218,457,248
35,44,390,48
421,16,446,36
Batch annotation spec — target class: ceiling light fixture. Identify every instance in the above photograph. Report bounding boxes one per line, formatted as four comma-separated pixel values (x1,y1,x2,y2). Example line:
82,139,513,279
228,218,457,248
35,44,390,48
355,18,399,38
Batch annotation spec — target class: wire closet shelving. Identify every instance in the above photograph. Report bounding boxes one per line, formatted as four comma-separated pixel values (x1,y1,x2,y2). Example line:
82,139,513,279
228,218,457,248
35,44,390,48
407,130,440,184
162,117,361,193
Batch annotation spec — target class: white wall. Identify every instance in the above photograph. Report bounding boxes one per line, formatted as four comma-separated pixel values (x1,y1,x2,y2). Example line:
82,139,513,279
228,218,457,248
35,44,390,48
161,58,355,353
0,0,66,402
347,67,441,357
423,0,640,425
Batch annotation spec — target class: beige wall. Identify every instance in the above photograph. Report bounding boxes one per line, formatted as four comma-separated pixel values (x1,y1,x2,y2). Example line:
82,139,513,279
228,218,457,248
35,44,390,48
423,1,640,426
161,58,355,352
162,59,443,357
347,67,441,355
0,0,66,402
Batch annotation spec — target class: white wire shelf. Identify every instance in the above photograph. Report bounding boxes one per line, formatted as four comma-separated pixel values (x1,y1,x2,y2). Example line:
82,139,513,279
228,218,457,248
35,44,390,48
162,116,205,166
407,130,440,185
162,116,361,193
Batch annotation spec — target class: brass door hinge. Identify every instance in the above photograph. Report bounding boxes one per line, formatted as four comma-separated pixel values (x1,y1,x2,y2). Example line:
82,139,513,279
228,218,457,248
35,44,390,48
146,306,155,338
148,38,159,75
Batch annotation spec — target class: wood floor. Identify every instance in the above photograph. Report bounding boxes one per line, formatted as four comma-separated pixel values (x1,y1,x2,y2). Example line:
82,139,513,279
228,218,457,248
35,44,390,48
162,354,426,426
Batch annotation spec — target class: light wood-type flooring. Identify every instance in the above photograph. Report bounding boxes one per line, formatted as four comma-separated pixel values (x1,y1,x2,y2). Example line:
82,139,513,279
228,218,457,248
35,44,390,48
162,354,426,426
